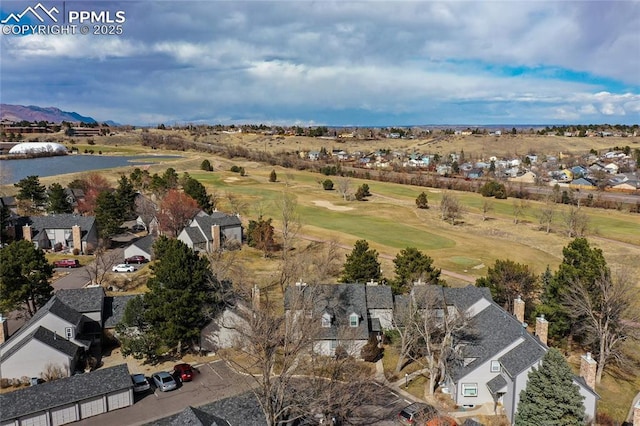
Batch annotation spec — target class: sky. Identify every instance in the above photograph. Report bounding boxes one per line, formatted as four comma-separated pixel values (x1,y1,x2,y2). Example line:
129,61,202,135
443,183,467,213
1,1,639,126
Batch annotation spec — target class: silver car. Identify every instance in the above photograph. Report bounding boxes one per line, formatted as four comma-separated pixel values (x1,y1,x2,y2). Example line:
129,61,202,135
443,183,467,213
152,371,177,392
131,374,150,393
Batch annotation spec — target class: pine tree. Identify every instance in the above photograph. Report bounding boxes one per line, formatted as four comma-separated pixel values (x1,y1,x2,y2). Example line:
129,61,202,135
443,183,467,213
415,192,429,209
515,348,585,426
14,175,47,214
392,247,441,294
47,183,73,214
340,239,381,283
269,169,277,182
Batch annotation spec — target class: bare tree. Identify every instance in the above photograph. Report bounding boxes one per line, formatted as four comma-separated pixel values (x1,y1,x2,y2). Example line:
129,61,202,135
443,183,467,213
481,199,493,221
337,177,352,201
276,191,302,290
84,242,121,286
564,269,640,384
512,199,528,224
209,189,221,211
563,205,589,237
390,297,419,374
226,191,248,215
538,198,556,233
439,192,463,225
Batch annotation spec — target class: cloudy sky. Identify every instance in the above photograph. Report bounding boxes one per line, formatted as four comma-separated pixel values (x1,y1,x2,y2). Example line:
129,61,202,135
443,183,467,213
1,1,639,126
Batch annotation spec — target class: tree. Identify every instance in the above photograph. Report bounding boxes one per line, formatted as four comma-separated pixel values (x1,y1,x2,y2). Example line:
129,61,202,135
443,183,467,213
0,240,53,317
514,348,585,426
94,190,125,240
115,175,137,219
200,159,213,171
512,199,528,224
476,259,539,319
322,179,334,190
144,237,223,356
182,174,213,214
415,192,429,209
14,175,46,214
337,177,352,201
340,239,381,283
564,269,640,384
157,190,200,237
246,216,277,256
355,183,371,201
481,199,493,221
76,173,111,215
392,247,441,295
269,169,277,182
439,192,463,225
538,198,556,233
276,191,302,289
388,298,419,374
134,195,157,233
84,242,121,286
479,181,507,199
563,205,589,238
46,183,72,214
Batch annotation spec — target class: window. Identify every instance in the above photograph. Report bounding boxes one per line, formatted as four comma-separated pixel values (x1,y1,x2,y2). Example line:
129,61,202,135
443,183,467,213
461,383,478,397
65,327,74,339
349,313,359,327
321,312,332,328
490,360,501,373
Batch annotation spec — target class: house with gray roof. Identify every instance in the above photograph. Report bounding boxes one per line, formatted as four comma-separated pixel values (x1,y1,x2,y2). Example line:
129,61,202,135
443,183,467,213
177,210,242,252
284,282,394,357
0,363,133,425
0,287,108,382
123,234,157,261
19,213,98,254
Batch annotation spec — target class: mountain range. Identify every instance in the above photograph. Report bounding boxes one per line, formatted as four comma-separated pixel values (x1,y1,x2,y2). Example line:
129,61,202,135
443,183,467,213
0,104,97,124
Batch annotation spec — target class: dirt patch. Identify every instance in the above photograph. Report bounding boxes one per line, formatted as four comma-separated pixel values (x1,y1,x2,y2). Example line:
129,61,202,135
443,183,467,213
99,347,218,375
311,200,354,212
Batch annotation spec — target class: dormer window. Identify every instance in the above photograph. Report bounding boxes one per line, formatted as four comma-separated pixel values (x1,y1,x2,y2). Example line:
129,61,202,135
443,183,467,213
349,313,359,327
321,312,332,328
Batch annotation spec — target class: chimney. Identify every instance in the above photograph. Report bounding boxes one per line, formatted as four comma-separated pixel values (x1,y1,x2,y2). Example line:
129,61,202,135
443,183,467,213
366,279,378,286
513,296,525,324
0,314,9,344
580,352,597,390
72,225,82,254
22,225,32,242
535,314,549,346
211,225,221,252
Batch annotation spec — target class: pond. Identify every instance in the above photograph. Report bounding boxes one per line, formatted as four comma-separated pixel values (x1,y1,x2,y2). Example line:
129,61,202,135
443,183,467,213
0,154,182,184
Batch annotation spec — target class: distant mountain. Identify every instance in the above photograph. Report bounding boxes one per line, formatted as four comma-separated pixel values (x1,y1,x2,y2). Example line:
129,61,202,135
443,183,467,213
0,104,97,124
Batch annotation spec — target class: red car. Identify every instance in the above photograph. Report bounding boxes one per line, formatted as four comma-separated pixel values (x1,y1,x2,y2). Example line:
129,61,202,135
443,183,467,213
173,363,194,382
53,259,80,268
124,255,149,264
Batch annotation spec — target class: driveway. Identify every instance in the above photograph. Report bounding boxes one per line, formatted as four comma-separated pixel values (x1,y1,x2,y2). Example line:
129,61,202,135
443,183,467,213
73,360,256,426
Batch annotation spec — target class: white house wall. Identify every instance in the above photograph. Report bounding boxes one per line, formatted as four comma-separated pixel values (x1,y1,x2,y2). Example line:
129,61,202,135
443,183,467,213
0,314,75,355
1,339,72,380
368,309,393,330
123,245,151,261
575,380,598,424
507,366,537,424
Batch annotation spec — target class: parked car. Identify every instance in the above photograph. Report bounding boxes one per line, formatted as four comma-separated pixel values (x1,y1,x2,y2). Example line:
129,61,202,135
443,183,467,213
152,372,177,392
131,374,150,393
53,259,80,268
112,264,135,273
397,403,437,425
173,363,194,382
124,255,149,264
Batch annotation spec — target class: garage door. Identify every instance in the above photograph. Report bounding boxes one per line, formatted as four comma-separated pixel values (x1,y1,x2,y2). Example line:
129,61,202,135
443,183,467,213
79,396,105,419
51,404,78,426
107,390,131,410
18,413,48,426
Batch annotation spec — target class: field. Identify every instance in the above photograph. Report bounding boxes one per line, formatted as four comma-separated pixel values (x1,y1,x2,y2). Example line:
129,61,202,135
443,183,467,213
3,130,640,420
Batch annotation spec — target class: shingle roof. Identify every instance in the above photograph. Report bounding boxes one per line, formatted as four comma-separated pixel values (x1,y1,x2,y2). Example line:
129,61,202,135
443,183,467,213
184,226,207,244
168,406,228,426
365,285,393,309
103,295,137,328
443,285,492,311
0,364,131,421
129,234,156,257
0,326,81,363
55,287,105,314
27,214,96,233
486,374,507,396
499,339,546,378
193,212,242,240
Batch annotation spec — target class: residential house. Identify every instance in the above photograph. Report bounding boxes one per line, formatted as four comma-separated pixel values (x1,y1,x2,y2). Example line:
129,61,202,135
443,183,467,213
0,196,18,214
569,178,596,190
123,234,156,262
0,364,133,426
64,188,85,213
283,282,394,357
177,210,242,252
20,213,98,254
403,285,599,424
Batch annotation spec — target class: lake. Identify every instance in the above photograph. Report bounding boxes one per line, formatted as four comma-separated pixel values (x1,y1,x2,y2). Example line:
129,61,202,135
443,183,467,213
0,154,182,184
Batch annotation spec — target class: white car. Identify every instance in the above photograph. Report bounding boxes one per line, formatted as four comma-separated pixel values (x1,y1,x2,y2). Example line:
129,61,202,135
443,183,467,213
112,264,135,273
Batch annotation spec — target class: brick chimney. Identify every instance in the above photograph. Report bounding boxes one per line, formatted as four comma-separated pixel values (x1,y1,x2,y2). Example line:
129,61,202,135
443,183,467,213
535,314,549,346
211,224,221,252
22,225,32,242
513,296,525,324
72,225,82,253
0,314,9,344
580,352,597,390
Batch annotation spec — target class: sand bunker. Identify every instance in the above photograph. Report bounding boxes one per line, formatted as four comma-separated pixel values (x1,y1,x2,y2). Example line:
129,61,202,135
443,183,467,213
224,177,240,183
312,200,354,212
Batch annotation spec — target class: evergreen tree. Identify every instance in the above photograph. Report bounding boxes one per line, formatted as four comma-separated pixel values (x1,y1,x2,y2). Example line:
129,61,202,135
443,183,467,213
392,247,441,294
115,175,137,219
246,216,277,256
415,192,429,209
94,191,125,240
355,184,371,201
476,259,539,318
14,175,47,214
182,175,213,213
46,183,73,214
322,179,334,190
0,240,54,317
515,348,585,426
200,159,213,171
340,239,381,283
144,237,223,355
269,169,277,182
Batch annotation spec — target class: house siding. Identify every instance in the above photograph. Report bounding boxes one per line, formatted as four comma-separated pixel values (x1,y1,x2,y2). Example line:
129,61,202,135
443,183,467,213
368,308,393,330
1,314,76,355
123,245,151,261
1,339,74,379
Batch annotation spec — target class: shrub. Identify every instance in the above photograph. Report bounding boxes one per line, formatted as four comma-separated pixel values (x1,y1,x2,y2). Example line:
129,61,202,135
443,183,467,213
415,191,429,209
87,139,95,145
269,169,277,182
72,248,80,255
360,336,384,362
230,165,241,173
0,378,10,389
322,179,334,190
479,181,507,199
200,159,213,171
41,363,68,382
